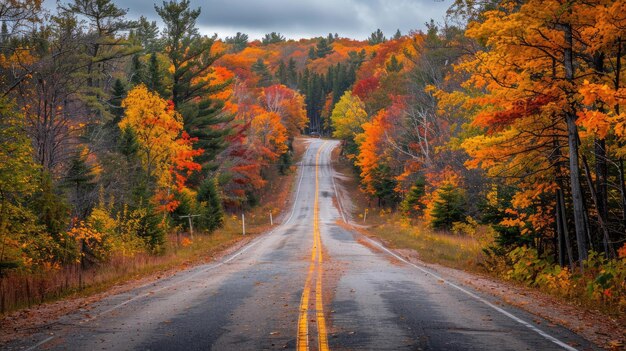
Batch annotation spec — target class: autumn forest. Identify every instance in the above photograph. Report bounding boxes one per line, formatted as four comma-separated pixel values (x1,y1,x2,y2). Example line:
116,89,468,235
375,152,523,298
1,0,625,316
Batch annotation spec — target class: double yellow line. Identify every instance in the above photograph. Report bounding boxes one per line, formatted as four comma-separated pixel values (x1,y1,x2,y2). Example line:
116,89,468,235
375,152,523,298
297,142,330,351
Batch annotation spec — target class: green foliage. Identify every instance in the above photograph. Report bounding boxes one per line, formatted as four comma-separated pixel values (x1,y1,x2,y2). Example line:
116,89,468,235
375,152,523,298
504,247,626,312
393,29,402,40
368,29,386,45
251,58,274,87
197,178,224,232
63,151,96,218
430,183,466,230
225,32,248,52
109,78,126,122
315,37,333,58
262,32,285,45
370,164,401,208
134,203,166,253
147,52,166,97
401,176,426,218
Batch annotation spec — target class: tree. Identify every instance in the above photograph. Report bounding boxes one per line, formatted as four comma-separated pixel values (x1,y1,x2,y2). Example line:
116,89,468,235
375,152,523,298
331,91,368,144
386,54,403,72
262,32,285,45
109,79,126,122
156,0,232,166
197,178,224,232
401,176,426,218
135,16,161,52
120,84,202,213
393,29,402,40
225,32,248,52
430,183,466,231
368,29,386,45
251,58,274,87
308,46,316,60
63,149,97,219
0,98,41,270
260,84,307,140
316,37,333,58
147,52,166,97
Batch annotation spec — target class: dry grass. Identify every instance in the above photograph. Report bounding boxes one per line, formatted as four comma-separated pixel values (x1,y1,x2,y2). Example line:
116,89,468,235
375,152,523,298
367,217,489,271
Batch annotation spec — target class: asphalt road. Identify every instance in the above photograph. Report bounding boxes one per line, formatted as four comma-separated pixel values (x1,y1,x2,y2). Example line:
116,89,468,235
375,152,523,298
7,139,598,351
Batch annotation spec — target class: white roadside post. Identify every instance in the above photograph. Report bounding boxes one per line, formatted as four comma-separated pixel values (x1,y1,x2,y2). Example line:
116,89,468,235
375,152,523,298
270,211,273,226
242,213,246,235
363,208,368,224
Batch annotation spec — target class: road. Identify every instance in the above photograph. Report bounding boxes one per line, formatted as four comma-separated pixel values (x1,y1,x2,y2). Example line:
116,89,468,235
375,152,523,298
7,139,597,351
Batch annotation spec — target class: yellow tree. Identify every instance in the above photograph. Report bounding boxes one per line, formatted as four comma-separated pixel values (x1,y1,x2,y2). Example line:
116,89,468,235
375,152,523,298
331,91,369,158
120,85,201,212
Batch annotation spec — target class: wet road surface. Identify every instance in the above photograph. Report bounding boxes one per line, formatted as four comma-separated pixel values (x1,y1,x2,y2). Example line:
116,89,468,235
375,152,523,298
7,139,598,351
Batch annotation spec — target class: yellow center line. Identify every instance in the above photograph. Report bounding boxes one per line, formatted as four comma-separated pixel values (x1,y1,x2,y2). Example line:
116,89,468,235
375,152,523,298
297,141,330,351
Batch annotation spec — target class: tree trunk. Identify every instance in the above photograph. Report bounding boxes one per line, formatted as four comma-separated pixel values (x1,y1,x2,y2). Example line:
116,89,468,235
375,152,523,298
558,189,575,270
563,22,588,266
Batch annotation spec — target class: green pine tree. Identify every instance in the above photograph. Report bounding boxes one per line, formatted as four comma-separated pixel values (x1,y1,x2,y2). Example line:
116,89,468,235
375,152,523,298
430,183,466,230
225,32,248,52
316,37,333,58
197,178,224,232
147,52,166,97
368,29,386,44
64,151,97,218
252,58,274,87
276,60,288,85
261,32,285,45
109,78,126,123
286,58,298,88
401,176,426,218
130,54,145,86
156,0,233,167
393,29,402,40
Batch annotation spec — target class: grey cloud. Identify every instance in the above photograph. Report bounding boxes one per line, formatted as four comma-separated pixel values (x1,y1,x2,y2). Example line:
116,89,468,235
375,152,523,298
46,0,452,40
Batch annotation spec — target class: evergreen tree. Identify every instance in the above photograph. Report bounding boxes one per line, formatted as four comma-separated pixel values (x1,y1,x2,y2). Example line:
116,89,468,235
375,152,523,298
252,58,274,87
136,203,166,252
393,29,402,40
118,125,140,160
197,178,224,232
286,58,298,88
276,60,288,85
130,54,145,86
368,29,386,44
109,78,126,123
261,32,285,45
225,32,248,52
430,183,466,230
401,176,426,218
316,37,333,58
147,52,166,97
371,165,401,208
64,151,97,219
156,0,232,166
348,49,367,68
308,46,316,60
386,54,404,72
135,16,161,51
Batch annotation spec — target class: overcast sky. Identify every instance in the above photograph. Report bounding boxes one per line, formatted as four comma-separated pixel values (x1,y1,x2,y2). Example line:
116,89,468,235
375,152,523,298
45,0,452,40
